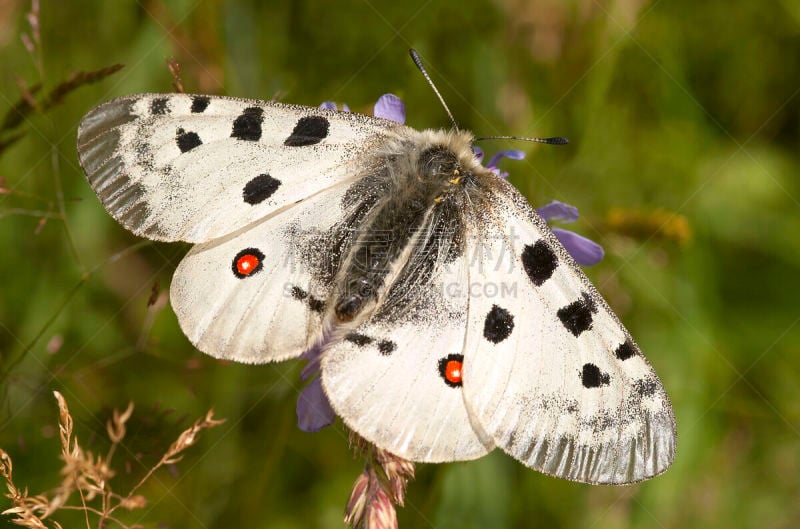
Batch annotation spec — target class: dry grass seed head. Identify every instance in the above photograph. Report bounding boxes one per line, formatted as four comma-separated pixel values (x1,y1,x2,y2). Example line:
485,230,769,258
2,393,224,528
161,409,224,465
107,402,134,444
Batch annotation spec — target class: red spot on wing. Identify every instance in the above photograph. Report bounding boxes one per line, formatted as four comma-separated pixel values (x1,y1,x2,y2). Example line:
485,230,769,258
236,254,260,275
438,354,464,387
445,359,463,384
231,248,265,278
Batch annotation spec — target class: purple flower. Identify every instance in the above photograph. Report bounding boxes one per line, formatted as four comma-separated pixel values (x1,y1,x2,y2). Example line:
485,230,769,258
296,339,336,432
320,94,406,124
539,204,605,266
319,101,350,113
473,146,526,179
372,94,406,124
473,147,604,266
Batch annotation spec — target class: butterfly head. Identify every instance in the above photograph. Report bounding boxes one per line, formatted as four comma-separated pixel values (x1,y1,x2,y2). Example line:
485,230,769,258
415,129,488,174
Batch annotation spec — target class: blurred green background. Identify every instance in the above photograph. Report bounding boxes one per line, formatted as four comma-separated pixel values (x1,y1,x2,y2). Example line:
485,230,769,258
1,0,799,527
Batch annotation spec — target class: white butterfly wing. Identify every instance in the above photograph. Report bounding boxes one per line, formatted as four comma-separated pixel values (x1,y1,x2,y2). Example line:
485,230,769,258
462,180,676,484
321,206,494,461
78,93,403,243
170,181,368,363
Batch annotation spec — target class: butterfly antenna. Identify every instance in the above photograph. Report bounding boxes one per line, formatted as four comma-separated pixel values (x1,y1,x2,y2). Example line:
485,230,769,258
409,49,459,131
474,135,570,145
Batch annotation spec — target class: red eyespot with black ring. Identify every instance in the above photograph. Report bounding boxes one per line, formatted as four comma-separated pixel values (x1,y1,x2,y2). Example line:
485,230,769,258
232,248,265,278
438,354,464,388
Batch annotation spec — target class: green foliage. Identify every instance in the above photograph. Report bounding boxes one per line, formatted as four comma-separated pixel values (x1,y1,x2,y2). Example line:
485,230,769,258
1,0,799,527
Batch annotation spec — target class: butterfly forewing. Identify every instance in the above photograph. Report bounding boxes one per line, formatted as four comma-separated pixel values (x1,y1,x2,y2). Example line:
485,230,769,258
460,180,676,484
78,93,404,243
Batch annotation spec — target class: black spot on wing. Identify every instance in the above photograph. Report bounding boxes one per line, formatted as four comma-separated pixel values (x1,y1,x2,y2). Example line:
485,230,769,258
243,173,281,205
191,95,210,113
522,240,558,286
483,305,515,343
343,333,393,354
377,340,396,356
557,292,597,337
176,128,202,152
150,97,169,115
345,333,373,347
615,339,636,361
308,296,325,313
581,363,610,388
290,286,308,300
231,107,264,141
290,286,325,313
284,116,329,146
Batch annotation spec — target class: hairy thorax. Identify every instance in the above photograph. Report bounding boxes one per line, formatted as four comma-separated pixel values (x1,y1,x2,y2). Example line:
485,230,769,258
332,129,489,324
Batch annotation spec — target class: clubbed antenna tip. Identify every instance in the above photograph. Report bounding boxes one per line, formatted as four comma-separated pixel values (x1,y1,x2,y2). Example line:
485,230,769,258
474,135,570,145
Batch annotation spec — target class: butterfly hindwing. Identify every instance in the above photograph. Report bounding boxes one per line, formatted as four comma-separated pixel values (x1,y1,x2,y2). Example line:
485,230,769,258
321,202,495,462
461,180,676,484
78,93,404,243
171,178,376,363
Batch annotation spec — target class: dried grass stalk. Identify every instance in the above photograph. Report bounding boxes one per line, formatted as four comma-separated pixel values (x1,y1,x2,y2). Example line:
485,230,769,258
0,392,223,529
